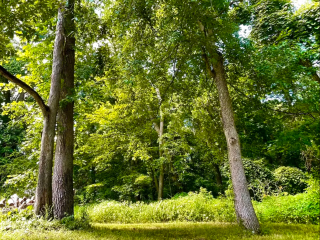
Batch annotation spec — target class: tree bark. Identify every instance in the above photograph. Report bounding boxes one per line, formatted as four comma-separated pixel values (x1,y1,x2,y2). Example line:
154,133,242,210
0,7,65,217
151,166,159,194
34,8,65,217
213,164,222,186
149,86,165,201
203,51,261,233
34,8,65,216
157,108,164,200
158,165,164,200
53,0,75,219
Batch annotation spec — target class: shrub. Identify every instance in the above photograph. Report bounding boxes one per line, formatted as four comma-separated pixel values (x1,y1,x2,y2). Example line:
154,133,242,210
2,170,37,198
254,178,319,224
0,205,90,231
172,192,188,199
0,206,62,231
86,186,319,225
223,159,277,200
87,188,236,223
274,166,307,194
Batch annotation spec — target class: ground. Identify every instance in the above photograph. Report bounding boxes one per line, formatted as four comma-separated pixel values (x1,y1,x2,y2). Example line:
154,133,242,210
0,222,319,240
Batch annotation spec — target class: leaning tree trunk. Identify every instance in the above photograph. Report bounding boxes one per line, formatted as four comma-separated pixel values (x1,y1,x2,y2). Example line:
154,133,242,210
53,0,75,219
204,51,261,233
34,8,65,217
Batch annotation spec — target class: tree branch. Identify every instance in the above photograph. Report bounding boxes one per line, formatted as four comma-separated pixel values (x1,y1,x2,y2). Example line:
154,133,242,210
0,65,49,115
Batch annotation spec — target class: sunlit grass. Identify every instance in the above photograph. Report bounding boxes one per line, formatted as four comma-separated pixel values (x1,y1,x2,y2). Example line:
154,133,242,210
85,188,319,224
0,222,318,240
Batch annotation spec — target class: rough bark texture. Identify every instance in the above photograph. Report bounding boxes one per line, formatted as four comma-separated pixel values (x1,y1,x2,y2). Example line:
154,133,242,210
0,16,65,216
53,0,75,219
204,51,261,233
34,8,65,216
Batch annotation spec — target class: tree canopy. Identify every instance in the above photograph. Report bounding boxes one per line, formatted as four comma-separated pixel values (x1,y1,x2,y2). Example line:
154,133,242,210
0,0,319,232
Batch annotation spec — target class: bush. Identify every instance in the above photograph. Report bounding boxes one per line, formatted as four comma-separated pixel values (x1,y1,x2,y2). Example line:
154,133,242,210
252,178,319,224
274,166,308,194
0,207,62,231
87,185,319,225
87,188,236,223
223,159,277,200
2,170,37,198
254,179,319,224
0,205,90,231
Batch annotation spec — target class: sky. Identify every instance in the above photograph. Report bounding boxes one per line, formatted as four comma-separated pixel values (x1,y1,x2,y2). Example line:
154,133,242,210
292,0,311,9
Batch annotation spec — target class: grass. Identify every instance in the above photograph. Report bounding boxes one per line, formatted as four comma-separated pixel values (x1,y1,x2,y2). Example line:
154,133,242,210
1,186,318,239
0,222,319,240
85,187,319,224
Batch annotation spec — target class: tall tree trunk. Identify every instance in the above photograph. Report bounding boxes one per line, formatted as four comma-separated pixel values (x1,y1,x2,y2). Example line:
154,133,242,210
213,164,222,186
157,108,164,200
34,8,65,217
150,86,165,201
91,166,96,199
0,6,65,218
53,0,75,220
151,166,159,194
158,166,164,200
203,51,261,233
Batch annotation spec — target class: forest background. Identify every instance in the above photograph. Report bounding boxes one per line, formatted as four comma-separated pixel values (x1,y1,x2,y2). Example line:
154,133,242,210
0,0,319,235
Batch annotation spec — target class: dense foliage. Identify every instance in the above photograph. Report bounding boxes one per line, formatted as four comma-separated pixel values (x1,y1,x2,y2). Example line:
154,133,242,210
0,0,319,231
86,182,319,224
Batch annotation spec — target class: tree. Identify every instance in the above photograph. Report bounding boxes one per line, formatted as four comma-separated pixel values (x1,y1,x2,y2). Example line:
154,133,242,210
1,0,317,230
247,0,320,168
100,0,261,232
0,0,56,59
251,0,320,85
0,60,26,192
53,0,76,220
0,6,65,216
203,50,260,232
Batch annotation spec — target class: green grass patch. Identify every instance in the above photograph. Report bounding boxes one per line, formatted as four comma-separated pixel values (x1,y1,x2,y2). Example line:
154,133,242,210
85,188,319,224
87,190,235,223
0,222,318,240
